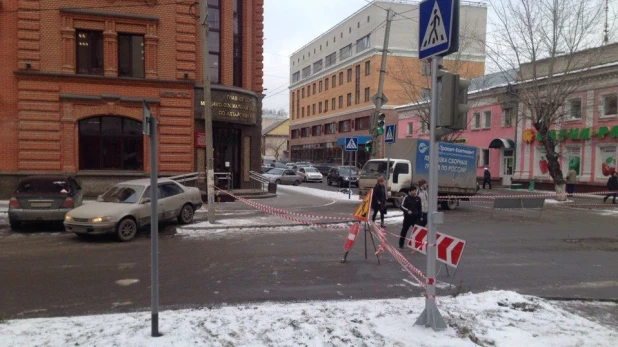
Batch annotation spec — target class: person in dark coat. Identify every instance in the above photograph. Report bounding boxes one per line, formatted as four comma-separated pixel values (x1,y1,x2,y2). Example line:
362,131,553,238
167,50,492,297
603,172,618,204
399,184,422,249
483,167,492,189
371,177,387,228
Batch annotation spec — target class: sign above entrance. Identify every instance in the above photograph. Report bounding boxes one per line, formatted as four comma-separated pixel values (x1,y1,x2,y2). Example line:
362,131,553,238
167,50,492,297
196,88,258,125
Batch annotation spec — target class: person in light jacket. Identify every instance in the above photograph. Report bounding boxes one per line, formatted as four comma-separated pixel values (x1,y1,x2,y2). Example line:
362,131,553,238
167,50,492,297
371,177,387,228
399,184,422,249
418,179,429,227
565,168,577,197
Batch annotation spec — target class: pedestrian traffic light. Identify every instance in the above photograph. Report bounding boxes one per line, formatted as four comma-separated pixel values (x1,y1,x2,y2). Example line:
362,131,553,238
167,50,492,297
365,140,372,153
376,113,386,135
439,71,471,130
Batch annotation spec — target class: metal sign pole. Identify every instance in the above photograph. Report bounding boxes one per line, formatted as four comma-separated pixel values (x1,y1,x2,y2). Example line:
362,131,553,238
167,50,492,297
148,113,161,337
415,56,447,330
384,143,391,191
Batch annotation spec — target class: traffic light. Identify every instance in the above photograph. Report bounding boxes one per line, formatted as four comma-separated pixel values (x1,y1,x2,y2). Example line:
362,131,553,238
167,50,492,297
364,140,372,153
376,113,386,135
439,71,471,130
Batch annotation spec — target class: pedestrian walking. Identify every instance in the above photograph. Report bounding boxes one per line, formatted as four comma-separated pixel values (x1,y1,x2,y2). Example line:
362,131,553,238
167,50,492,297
399,184,422,249
603,172,618,204
565,168,577,197
418,179,429,227
483,167,492,189
371,177,387,228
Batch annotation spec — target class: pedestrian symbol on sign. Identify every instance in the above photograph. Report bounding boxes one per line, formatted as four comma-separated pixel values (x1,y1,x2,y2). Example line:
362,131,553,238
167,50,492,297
345,137,358,151
421,1,448,49
384,125,396,144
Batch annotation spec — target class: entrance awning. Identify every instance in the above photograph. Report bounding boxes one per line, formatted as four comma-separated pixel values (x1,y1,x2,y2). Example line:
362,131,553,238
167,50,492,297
489,138,516,149
336,135,372,146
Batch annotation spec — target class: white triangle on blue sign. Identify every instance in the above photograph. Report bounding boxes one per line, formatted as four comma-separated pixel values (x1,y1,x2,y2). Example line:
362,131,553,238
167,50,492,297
346,138,357,150
385,127,394,141
421,1,448,50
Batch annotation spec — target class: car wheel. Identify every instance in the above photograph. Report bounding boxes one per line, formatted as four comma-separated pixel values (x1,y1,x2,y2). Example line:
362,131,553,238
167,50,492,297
275,179,282,184
9,219,21,231
293,180,301,186
116,218,137,242
441,199,458,211
177,204,195,224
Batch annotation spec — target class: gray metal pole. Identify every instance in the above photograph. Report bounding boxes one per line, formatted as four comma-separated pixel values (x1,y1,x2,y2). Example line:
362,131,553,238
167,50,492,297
149,116,160,337
200,0,216,223
384,143,391,193
415,56,446,331
371,8,394,159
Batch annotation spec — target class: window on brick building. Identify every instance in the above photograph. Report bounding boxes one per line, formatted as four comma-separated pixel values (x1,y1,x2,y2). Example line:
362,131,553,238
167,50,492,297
117,34,145,78
325,122,336,134
347,68,352,82
76,30,104,75
339,95,343,109
312,125,322,136
208,0,221,83
339,72,343,85
355,116,370,130
312,83,316,94
301,107,305,118
324,99,329,111
307,85,310,97
365,61,371,76
319,81,323,93
319,102,322,113
347,93,352,106
354,65,360,104
302,88,305,98
312,104,316,115
332,75,336,88
232,0,242,87
79,116,143,170
364,87,370,102
331,97,336,110
325,78,329,91
338,120,351,133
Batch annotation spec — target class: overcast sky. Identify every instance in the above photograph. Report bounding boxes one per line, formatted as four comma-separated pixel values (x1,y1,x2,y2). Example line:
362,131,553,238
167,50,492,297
261,0,617,114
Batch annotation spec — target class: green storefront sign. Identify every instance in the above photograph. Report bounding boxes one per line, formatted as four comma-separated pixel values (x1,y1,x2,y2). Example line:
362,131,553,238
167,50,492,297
536,125,618,142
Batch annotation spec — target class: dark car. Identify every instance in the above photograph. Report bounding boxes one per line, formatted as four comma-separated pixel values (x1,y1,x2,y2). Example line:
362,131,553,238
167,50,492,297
313,164,332,176
8,175,84,230
327,166,360,187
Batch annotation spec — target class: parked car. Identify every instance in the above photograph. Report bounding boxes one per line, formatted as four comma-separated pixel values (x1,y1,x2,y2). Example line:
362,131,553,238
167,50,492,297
262,166,274,173
262,168,303,186
327,166,360,187
297,167,324,183
8,175,83,230
313,164,332,176
63,178,202,242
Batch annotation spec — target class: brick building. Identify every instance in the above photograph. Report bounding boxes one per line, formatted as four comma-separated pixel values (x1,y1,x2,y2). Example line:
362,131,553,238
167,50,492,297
0,0,264,197
288,1,486,167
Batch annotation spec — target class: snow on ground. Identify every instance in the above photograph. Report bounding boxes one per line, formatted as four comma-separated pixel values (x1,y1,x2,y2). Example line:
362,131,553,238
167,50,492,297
1,291,616,347
278,184,360,202
177,223,350,239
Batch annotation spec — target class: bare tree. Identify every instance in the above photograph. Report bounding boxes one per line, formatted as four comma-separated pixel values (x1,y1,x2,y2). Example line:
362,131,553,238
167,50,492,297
488,0,612,198
264,137,288,161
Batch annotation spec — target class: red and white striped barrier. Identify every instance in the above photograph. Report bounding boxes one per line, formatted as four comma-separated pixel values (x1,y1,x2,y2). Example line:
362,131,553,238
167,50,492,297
406,225,466,268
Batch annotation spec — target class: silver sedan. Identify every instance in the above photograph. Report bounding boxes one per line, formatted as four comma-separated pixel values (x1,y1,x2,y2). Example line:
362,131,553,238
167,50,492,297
64,178,202,241
263,168,303,186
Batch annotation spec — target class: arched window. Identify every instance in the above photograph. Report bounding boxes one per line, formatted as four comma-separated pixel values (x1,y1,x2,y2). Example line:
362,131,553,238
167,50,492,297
79,116,143,170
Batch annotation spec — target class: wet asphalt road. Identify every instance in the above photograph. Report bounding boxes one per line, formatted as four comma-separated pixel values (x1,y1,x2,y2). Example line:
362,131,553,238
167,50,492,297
0,188,617,328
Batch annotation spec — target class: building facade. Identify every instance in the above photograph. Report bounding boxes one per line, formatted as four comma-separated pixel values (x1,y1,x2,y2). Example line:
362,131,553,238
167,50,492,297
397,71,518,185
288,1,487,166
0,0,264,197
397,44,618,191
261,117,289,162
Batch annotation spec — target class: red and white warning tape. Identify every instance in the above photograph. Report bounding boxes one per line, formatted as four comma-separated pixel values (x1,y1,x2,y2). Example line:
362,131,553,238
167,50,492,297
438,190,615,200
216,187,351,229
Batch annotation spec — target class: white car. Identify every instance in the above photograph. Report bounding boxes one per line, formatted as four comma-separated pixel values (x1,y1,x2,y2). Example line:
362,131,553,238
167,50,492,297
297,167,324,183
64,178,202,241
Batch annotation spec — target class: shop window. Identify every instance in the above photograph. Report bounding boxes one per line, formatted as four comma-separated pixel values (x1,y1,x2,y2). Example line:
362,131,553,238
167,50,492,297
483,111,491,128
568,98,582,120
118,34,144,78
596,146,617,179
562,146,581,175
79,116,143,170
76,30,103,75
602,94,617,117
534,148,549,177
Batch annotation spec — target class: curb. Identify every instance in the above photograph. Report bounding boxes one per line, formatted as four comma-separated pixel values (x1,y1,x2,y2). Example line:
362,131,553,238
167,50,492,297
540,296,618,303
178,219,357,231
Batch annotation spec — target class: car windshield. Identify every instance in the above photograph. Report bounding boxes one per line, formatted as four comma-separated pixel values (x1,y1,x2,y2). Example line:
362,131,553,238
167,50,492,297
339,167,359,176
100,185,144,203
16,178,71,194
361,161,393,175
267,168,284,176
304,167,319,173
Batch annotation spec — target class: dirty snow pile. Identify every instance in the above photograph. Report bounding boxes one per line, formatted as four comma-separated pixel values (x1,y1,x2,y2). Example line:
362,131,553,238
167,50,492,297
1,291,616,347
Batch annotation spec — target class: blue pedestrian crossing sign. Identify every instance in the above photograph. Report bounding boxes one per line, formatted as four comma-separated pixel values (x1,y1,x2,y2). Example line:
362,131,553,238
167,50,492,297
418,0,459,60
384,125,396,144
344,137,358,152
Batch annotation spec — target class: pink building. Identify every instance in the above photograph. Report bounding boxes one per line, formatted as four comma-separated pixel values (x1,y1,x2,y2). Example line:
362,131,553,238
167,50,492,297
396,45,618,192
396,71,518,186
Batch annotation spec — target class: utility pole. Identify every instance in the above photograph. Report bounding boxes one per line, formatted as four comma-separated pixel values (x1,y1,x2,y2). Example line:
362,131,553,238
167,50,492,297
370,8,394,159
200,0,216,223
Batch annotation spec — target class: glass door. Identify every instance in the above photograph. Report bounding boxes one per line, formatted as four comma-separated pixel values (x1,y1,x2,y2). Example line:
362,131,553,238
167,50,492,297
502,149,514,185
